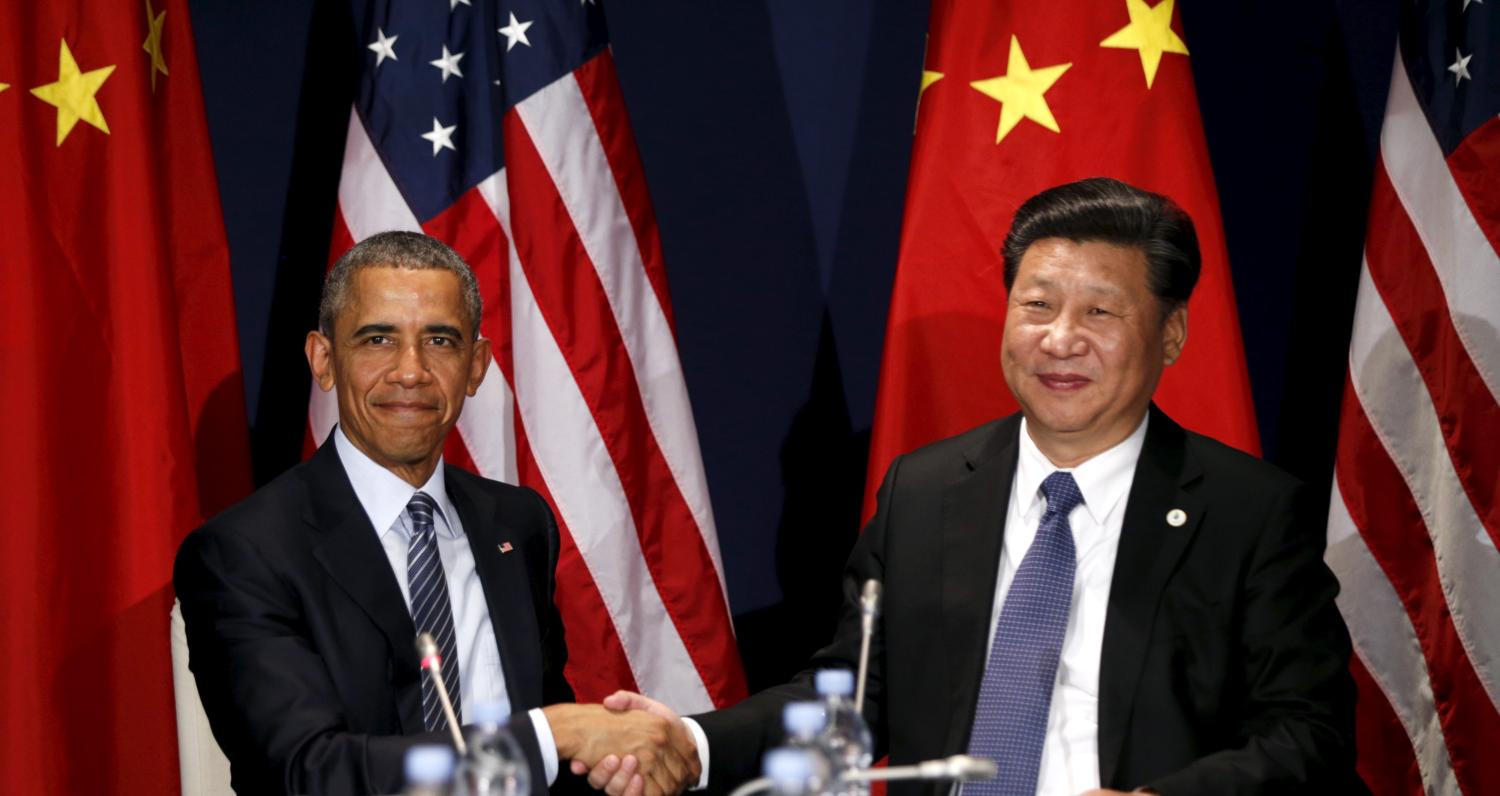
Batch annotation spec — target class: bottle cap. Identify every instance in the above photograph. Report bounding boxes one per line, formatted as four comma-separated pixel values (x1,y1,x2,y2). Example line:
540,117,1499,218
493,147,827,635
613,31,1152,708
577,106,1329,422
763,747,814,794
815,669,854,697
783,701,827,736
469,702,509,726
404,744,456,785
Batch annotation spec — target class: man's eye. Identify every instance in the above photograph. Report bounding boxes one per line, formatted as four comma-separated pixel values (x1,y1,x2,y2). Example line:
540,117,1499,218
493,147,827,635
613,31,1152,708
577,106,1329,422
1088,307,1111,316
366,335,392,345
1025,300,1048,309
428,337,454,347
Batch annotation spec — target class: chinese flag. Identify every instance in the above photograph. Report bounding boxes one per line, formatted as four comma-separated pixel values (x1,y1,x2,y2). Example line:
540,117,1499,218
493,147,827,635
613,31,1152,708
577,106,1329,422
866,0,1258,517
0,0,251,791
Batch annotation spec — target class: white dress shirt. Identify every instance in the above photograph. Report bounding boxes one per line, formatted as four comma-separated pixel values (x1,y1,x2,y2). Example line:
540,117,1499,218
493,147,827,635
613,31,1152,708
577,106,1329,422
983,414,1148,795
335,427,559,782
685,414,1148,794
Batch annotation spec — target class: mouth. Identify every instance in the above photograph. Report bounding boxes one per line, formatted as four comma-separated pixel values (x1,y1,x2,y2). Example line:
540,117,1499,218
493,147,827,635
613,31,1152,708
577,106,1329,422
1036,373,1092,392
373,400,440,414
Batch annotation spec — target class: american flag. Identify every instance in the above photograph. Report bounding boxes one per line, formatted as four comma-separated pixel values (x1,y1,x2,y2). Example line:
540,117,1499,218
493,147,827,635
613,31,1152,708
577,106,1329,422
311,0,748,712
1325,1,1499,793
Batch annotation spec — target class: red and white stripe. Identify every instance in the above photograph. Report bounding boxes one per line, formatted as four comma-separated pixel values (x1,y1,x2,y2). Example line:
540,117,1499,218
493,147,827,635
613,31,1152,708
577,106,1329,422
312,51,748,712
1328,49,1500,795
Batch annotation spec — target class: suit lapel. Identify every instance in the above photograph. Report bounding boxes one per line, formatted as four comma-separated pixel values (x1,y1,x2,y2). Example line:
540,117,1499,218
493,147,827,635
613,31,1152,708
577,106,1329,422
939,416,1021,753
448,470,545,711
1096,406,1205,785
304,441,425,733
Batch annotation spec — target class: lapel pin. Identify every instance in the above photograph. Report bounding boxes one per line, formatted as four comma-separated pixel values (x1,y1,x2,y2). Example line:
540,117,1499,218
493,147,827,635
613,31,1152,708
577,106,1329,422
498,542,514,554
1166,508,1187,527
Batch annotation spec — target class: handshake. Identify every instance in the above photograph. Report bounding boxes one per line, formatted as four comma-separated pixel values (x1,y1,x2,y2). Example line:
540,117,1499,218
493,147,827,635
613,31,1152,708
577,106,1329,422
544,691,699,796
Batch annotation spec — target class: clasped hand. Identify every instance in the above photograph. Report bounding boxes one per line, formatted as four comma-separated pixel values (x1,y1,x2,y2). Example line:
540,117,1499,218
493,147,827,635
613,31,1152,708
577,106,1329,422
546,691,697,796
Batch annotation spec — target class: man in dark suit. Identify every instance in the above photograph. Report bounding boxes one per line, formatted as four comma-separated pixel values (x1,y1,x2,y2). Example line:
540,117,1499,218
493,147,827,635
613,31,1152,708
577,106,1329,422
583,178,1356,795
176,231,696,795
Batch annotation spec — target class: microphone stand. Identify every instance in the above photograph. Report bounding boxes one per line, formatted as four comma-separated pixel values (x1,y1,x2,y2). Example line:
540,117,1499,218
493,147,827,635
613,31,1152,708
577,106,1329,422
416,632,468,754
726,755,996,796
855,580,881,715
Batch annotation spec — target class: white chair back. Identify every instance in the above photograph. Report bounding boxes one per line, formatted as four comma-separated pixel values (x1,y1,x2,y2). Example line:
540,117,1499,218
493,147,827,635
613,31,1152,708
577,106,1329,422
170,599,234,795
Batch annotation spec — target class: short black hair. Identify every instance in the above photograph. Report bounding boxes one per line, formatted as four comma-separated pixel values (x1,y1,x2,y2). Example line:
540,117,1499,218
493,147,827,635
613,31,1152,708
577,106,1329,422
1001,177,1200,314
319,231,482,338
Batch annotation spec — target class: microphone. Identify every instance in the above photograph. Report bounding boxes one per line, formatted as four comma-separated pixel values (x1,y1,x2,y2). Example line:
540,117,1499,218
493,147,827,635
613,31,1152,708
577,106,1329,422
855,579,881,714
415,632,468,754
730,753,996,796
840,755,997,783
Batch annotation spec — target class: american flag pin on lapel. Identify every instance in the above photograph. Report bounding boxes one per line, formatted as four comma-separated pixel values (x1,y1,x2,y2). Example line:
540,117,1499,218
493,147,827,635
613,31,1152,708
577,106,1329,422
498,542,514,554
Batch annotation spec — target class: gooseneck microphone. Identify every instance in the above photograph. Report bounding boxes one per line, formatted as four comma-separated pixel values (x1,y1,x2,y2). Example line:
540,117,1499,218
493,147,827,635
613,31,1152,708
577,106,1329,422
728,754,996,796
855,579,881,715
841,755,997,783
416,632,468,754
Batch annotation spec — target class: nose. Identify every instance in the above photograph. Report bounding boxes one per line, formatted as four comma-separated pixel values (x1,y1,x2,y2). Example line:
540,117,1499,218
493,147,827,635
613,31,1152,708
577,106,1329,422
389,341,432,386
1038,313,1088,358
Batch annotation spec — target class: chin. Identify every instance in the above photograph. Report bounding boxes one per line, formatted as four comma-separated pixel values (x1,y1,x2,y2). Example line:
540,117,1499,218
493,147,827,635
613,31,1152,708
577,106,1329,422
372,433,441,459
1025,407,1098,435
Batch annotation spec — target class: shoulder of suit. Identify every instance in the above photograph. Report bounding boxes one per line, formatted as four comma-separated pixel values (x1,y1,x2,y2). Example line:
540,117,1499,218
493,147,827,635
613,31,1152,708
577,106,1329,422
884,414,1019,486
1179,426,1303,496
902,415,1017,464
197,459,317,531
444,464,549,513
183,457,324,558
445,463,528,496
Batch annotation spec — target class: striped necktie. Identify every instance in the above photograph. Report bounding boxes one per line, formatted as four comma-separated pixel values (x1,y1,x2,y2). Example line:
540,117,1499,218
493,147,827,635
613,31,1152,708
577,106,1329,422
407,491,462,731
965,471,1084,796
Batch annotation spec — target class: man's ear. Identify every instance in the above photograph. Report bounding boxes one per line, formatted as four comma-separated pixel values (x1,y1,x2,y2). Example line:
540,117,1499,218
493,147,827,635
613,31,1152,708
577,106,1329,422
305,330,337,392
466,337,492,397
1163,306,1188,366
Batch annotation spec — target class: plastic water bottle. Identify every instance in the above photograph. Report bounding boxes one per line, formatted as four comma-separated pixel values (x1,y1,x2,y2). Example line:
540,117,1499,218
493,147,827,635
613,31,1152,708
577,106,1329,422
404,744,456,796
814,669,873,796
782,701,834,796
763,746,818,796
455,702,532,796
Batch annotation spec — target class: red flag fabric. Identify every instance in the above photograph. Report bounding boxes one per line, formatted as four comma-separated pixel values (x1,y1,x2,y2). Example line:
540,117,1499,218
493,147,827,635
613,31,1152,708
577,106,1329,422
0,1,252,791
866,0,1258,519
310,2,747,712
1324,5,1500,793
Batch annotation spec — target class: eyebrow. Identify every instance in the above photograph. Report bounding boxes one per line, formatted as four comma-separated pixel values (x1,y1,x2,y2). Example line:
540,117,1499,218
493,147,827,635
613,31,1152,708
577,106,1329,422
348,323,467,341
1022,277,1127,298
424,324,466,341
351,323,396,337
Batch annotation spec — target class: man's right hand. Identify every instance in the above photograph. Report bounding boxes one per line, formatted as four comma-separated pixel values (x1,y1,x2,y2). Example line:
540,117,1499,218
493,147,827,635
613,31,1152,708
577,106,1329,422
543,700,698,796
568,691,696,796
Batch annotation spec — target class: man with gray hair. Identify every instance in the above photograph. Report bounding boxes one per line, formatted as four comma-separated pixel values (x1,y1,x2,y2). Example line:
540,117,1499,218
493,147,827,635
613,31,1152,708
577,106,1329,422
176,231,699,795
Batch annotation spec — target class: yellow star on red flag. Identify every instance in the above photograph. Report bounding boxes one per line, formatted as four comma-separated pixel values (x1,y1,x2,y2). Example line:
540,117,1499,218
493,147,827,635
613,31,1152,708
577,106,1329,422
1100,0,1190,89
921,70,944,95
30,40,116,146
143,0,170,91
970,35,1071,145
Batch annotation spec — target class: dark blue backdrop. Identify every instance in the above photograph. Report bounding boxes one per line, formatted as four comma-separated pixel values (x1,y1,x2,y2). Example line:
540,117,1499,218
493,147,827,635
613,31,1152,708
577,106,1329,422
190,0,1397,688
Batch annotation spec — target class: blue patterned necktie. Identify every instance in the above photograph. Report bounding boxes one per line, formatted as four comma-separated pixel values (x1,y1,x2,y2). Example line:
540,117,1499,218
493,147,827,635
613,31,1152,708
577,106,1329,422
965,471,1084,796
407,491,462,731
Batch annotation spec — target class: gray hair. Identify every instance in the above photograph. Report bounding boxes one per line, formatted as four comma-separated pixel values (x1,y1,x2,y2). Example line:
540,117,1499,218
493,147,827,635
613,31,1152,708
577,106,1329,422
318,231,483,338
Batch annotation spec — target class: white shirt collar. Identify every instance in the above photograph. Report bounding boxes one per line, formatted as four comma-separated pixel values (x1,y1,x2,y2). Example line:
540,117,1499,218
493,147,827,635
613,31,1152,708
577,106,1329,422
333,424,460,540
1015,412,1149,526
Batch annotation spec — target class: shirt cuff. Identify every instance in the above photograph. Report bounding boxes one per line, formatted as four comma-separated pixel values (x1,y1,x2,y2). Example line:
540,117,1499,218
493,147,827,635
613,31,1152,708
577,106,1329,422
681,717,711,791
528,706,560,785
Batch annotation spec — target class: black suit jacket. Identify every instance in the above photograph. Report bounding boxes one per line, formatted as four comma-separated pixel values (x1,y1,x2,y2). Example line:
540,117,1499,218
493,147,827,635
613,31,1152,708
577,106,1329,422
175,439,575,795
696,407,1357,795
